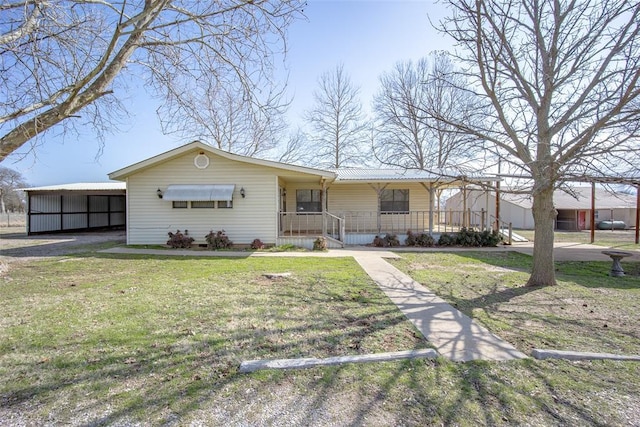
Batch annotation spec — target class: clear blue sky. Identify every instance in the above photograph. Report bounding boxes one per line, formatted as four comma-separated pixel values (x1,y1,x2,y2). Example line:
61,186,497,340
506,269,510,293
1,0,452,187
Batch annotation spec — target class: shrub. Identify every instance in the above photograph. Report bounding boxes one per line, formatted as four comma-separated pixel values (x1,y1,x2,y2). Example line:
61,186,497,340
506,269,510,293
405,230,417,246
384,233,400,247
372,233,400,247
405,230,435,247
313,236,328,251
457,227,481,247
372,235,385,247
437,233,457,247
478,229,503,247
205,230,233,250
438,227,503,247
250,238,265,250
167,229,194,249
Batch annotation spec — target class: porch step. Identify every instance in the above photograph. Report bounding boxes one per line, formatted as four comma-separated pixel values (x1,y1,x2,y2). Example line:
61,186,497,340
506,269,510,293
500,229,528,242
324,235,344,248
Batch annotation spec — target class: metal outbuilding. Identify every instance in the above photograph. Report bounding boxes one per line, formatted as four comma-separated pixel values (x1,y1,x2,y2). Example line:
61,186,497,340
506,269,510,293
22,182,126,235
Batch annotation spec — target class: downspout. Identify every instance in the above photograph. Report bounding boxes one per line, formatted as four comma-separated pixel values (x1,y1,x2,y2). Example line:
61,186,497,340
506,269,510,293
590,182,596,243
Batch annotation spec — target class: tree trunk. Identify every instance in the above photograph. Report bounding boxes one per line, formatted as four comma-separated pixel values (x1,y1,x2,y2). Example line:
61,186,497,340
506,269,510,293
527,184,557,286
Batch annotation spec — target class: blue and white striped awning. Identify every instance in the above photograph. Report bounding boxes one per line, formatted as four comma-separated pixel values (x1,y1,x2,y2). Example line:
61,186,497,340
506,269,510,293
162,184,235,201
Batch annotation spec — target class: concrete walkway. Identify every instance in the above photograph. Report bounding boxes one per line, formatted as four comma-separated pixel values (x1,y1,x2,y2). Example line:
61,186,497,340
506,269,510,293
353,254,527,362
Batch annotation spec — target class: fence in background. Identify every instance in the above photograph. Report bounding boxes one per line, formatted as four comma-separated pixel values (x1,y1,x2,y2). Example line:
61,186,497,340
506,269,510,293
0,213,25,228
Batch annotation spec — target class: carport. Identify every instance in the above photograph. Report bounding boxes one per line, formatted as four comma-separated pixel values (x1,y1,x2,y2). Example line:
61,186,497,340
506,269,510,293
22,182,126,235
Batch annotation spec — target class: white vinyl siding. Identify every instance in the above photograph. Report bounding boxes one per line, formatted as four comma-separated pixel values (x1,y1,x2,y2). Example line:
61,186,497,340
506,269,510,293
125,150,278,245
326,183,431,213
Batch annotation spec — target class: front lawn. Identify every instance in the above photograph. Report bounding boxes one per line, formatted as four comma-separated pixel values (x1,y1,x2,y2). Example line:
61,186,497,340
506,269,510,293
1,247,639,425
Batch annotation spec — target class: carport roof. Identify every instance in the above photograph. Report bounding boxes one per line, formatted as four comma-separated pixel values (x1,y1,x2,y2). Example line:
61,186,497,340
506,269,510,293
22,182,126,192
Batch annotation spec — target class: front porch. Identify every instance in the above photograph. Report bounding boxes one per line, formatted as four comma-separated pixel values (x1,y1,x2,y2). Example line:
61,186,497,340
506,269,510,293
277,209,510,248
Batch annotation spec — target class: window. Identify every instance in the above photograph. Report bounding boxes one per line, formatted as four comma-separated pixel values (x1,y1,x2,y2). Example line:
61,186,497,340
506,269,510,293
296,189,322,212
380,189,409,212
217,200,233,209
191,201,215,209
172,201,188,209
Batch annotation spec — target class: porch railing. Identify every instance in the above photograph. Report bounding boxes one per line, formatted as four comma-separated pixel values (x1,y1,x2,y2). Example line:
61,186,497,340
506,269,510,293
279,211,345,242
279,209,506,238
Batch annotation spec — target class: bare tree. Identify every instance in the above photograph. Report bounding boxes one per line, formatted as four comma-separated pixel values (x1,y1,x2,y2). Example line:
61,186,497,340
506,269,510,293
437,0,640,286
304,64,369,168
270,127,317,166
373,52,482,172
0,1,304,161
0,166,26,213
158,79,289,157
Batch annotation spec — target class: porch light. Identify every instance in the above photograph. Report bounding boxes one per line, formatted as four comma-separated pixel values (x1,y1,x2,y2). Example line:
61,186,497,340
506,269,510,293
156,188,163,199
240,187,246,198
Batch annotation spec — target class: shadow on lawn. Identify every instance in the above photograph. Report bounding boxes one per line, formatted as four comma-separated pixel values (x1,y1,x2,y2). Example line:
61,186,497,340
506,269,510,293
2,248,638,425
0,257,426,424
266,354,617,426
451,251,640,289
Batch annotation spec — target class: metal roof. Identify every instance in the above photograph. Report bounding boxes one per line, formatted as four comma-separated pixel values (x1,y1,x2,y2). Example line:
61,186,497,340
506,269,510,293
332,168,496,182
22,182,126,192
162,184,235,201
553,187,637,209
497,187,637,209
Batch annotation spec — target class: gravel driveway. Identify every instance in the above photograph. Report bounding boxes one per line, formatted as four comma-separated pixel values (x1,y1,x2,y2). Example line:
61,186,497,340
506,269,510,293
0,228,126,275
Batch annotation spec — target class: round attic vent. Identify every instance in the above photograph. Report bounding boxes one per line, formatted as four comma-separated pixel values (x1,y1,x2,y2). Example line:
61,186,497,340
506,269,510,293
194,153,210,169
